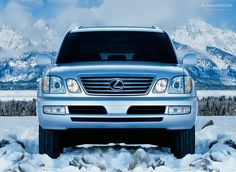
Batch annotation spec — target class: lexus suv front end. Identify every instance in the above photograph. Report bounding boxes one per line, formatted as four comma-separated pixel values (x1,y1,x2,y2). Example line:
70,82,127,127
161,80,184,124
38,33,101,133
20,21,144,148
37,26,198,158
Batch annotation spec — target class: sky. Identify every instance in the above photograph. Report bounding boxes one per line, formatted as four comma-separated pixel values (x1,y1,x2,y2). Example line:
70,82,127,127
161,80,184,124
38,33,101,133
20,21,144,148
0,0,235,50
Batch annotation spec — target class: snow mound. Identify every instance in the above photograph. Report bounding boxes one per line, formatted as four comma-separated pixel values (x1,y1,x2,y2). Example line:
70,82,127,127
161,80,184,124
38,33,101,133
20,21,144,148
0,118,236,171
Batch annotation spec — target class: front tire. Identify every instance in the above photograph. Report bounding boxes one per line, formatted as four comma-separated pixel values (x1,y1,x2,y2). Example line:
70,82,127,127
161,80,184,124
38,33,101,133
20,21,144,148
170,125,195,158
39,125,63,159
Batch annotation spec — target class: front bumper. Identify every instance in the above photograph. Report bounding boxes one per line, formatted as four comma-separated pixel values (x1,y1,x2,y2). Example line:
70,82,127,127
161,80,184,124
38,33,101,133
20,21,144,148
37,96,198,130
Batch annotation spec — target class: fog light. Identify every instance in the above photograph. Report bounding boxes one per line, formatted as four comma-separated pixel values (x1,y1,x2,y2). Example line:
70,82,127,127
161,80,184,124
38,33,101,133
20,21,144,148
168,106,191,115
43,106,65,115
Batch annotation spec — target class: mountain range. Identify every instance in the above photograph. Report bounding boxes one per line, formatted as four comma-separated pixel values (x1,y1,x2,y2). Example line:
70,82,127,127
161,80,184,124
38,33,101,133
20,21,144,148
0,19,236,90
171,19,236,89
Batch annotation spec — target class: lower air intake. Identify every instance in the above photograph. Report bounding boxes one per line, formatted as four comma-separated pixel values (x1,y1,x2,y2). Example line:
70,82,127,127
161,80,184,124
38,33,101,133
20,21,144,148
127,106,166,114
68,106,107,114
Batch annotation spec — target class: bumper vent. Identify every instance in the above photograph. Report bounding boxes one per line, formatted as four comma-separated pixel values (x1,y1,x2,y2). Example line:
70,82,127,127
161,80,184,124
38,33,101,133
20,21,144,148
127,106,166,114
68,106,107,114
71,117,163,122
80,76,153,95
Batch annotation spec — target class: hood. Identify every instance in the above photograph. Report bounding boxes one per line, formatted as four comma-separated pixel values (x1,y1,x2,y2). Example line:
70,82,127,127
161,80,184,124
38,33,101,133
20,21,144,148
48,61,184,79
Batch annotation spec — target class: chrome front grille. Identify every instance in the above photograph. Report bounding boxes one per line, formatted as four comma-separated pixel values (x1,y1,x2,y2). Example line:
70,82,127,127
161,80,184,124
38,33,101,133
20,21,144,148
80,76,154,95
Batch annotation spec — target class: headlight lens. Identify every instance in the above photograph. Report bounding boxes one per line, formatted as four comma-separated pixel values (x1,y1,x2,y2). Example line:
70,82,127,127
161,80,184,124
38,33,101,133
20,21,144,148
153,79,168,93
42,76,66,94
168,76,192,94
66,79,81,93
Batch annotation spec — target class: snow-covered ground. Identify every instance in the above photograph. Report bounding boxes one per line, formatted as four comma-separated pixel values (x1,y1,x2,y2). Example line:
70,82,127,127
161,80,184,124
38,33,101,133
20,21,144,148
0,90,36,100
197,90,236,98
0,90,236,101
0,116,236,171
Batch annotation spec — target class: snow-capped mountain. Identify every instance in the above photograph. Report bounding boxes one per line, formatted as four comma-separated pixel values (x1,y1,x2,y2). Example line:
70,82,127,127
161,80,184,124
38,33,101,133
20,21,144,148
0,25,34,57
0,20,58,57
171,19,236,89
0,22,58,89
0,19,236,90
171,19,236,56
173,39,236,89
0,52,55,90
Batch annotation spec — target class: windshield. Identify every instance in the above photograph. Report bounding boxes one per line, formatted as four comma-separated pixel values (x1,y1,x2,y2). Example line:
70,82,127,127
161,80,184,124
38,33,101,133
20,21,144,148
56,31,177,64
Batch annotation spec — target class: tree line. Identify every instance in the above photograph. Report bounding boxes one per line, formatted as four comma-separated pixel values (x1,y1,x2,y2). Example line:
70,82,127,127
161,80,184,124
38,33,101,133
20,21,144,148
198,96,236,116
0,99,36,116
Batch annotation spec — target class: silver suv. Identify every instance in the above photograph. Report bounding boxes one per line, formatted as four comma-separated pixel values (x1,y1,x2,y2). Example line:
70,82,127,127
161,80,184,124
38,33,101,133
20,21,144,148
37,26,198,158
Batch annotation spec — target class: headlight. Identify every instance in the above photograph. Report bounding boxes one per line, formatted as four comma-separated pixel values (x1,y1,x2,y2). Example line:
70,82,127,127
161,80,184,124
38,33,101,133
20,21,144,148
168,76,192,94
42,76,66,94
169,76,184,93
66,79,81,93
153,79,168,93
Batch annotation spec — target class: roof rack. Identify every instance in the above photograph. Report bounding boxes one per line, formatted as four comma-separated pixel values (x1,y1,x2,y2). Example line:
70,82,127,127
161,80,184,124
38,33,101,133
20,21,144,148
77,26,157,29
71,26,163,33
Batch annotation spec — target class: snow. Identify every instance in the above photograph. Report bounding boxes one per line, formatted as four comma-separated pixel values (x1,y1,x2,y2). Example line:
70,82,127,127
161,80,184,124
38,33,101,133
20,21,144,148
0,90,36,101
197,90,236,98
0,22,58,58
0,25,34,57
171,19,236,56
0,116,236,171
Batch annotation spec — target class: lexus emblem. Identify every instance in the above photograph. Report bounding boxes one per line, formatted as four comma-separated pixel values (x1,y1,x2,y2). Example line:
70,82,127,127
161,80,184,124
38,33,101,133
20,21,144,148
110,79,125,91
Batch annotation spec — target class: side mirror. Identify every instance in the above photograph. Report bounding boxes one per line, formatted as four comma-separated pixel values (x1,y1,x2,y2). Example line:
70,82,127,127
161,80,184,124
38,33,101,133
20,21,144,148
182,54,198,65
36,54,52,66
